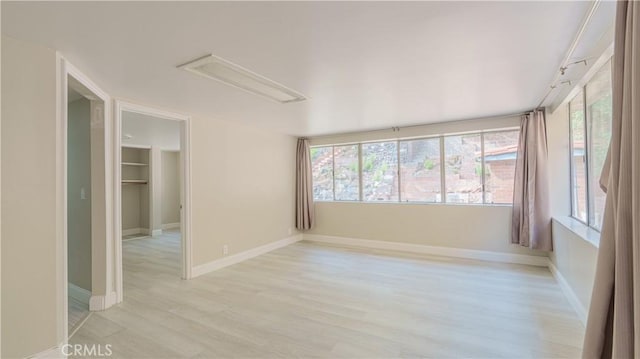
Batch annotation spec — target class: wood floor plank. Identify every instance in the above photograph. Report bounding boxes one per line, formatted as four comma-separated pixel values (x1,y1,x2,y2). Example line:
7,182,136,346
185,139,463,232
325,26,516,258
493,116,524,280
71,230,584,358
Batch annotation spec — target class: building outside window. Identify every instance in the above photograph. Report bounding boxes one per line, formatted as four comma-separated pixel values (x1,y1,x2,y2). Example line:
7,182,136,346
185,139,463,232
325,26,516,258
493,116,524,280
311,128,520,205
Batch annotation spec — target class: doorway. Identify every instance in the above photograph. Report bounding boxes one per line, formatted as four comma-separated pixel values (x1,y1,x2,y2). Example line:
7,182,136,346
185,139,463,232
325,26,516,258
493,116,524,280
66,85,93,334
63,63,112,343
114,102,192,304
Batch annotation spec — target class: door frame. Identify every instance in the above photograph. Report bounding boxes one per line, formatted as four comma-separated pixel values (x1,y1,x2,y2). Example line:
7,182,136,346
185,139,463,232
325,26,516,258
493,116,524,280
113,100,193,304
57,56,113,345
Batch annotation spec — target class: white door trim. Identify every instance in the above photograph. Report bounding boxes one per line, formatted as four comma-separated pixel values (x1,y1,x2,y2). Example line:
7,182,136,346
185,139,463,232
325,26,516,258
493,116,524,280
57,56,113,346
114,100,193,304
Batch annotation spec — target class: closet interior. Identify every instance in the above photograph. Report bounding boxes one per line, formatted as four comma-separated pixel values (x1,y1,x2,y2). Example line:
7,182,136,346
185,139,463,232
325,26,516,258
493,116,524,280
121,146,151,240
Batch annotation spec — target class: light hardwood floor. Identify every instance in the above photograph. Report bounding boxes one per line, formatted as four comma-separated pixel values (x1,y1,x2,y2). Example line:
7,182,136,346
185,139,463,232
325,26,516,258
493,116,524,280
71,231,584,358
68,296,90,335
122,233,151,241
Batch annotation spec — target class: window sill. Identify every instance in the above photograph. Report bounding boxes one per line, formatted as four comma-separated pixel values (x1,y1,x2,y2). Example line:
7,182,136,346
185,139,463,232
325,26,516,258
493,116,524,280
553,216,600,248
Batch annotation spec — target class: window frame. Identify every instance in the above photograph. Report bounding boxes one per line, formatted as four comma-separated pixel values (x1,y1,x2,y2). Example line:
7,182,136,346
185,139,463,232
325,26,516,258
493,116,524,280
568,90,590,227
310,127,519,206
568,58,613,232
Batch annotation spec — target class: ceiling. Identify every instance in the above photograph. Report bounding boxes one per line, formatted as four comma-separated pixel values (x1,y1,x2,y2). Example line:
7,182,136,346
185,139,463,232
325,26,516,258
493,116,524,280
122,111,181,151
68,87,84,103
2,1,604,136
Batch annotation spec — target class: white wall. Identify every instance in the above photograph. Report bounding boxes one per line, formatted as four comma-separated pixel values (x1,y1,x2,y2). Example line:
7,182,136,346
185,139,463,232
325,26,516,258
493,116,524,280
1,38,299,357
1,36,60,358
122,184,142,231
191,116,297,266
120,108,299,269
308,115,547,258
1,20,4,358
121,147,150,232
546,104,598,319
150,147,162,232
122,112,180,150
307,202,546,257
67,97,92,292
161,151,180,226
550,218,598,321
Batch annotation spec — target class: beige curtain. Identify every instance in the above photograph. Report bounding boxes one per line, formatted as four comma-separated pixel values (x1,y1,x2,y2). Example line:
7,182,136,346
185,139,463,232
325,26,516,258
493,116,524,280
511,110,552,251
295,138,314,230
582,2,639,358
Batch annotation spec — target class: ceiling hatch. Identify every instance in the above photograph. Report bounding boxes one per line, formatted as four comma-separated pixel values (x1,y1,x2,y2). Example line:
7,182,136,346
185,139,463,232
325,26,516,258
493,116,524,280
178,54,307,104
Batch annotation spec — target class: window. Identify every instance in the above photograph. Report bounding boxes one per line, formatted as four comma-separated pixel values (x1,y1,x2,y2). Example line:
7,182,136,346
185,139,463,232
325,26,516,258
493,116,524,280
399,138,441,202
586,62,612,230
310,128,519,205
333,144,359,201
570,90,587,222
569,59,612,230
362,141,398,201
444,134,483,204
483,130,520,204
310,146,333,201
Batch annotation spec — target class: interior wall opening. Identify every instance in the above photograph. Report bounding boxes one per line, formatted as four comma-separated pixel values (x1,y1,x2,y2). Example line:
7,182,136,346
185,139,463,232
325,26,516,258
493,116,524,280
66,76,107,337
120,110,184,291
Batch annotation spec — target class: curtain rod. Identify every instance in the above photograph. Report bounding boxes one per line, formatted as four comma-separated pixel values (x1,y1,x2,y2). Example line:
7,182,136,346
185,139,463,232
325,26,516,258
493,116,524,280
309,110,531,140
536,0,600,109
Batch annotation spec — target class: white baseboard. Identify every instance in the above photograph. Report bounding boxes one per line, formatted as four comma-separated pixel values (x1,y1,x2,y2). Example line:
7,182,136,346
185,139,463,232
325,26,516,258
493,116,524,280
151,229,163,237
548,260,587,325
68,283,91,305
161,222,180,230
192,234,303,278
302,234,550,267
31,343,65,358
89,291,117,311
122,228,149,236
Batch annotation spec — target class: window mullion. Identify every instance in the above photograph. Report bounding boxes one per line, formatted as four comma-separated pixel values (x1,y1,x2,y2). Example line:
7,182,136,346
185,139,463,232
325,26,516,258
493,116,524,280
440,136,446,204
331,146,336,201
481,132,486,204
358,143,363,202
583,88,592,226
397,140,402,203
568,104,576,218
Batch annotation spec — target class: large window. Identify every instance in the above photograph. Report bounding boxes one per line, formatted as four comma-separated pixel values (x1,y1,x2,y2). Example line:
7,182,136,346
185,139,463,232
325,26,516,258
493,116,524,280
399,138,441,202
483,130,520,204
334,145,359,201
570,59,612,230
362,141,398,201
444,134,483,204
311,128,519,205
310,146,333,201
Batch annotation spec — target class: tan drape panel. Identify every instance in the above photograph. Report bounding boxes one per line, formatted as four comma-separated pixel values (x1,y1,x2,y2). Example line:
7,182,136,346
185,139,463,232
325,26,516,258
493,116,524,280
511,110,552,251
295,138,314,230
583,2,639,358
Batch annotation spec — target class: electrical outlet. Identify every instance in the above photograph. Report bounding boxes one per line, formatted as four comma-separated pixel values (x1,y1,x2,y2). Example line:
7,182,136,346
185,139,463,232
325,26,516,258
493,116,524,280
80,187,86,200
288,228,292,236
223,245,228,256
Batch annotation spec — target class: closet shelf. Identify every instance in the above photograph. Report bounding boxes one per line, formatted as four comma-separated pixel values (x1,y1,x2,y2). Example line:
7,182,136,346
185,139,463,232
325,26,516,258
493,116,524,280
122,180,148,185
122,162,148,166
